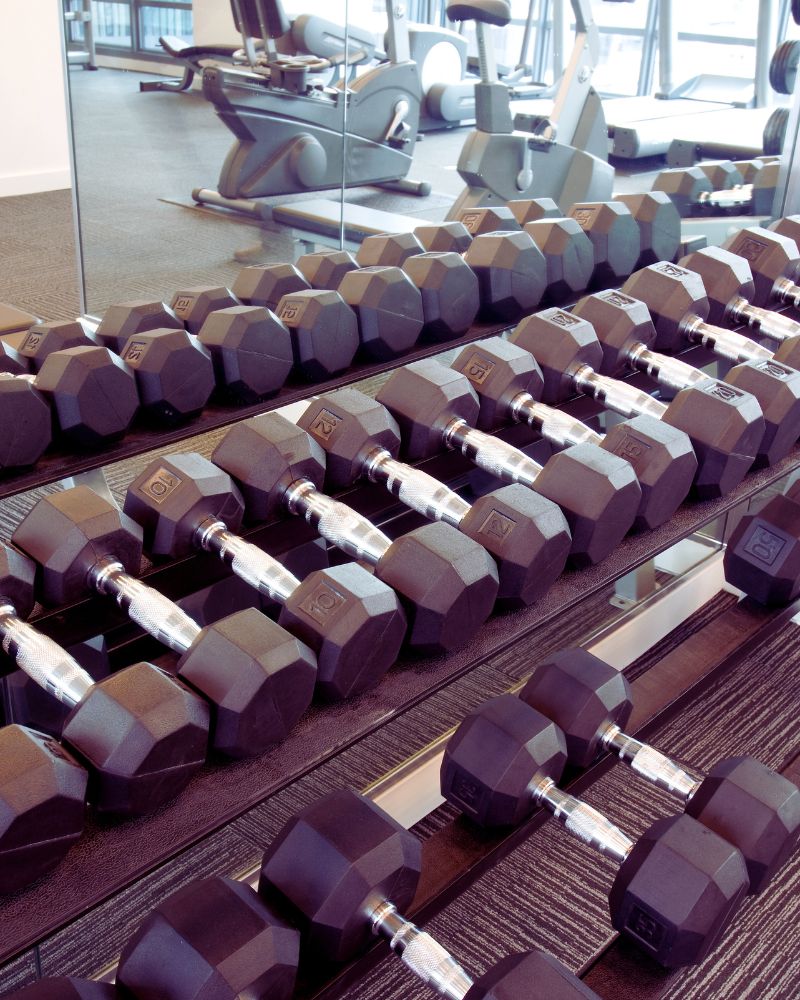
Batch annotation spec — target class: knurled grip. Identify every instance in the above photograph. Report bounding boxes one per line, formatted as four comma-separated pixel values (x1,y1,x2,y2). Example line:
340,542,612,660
741,303,800,345
684,315,769,365
394,930,473,1000
286,484,391,564
537,781,632,863
572,365,668,420
514,397,602,449
365,450,471,528
91,563,201,654
628,345,708,394
445,421,542,486
605,730,699,800
198,522,299,604
0,607,93,707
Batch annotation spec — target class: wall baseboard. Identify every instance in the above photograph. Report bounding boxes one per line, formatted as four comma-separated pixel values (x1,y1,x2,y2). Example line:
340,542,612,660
0,170,72,199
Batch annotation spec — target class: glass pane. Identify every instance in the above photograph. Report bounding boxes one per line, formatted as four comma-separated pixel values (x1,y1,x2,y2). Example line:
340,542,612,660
673,0,758,39
671,40,755,86
139,5,193,52
91,1,132,47
592,0,648,30
593,34,644,96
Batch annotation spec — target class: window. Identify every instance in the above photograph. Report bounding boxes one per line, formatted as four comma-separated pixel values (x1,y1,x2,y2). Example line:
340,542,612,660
87,0,192,56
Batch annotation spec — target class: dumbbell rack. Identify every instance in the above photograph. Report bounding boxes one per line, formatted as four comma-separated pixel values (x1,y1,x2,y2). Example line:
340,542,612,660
1,319,799,994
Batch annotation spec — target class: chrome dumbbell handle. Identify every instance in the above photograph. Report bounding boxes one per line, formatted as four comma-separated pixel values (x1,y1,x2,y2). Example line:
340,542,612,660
531,776,633,864
730,299,800,346
681,314,772,365
284,479,392,565
443,418,544,488
364,447,471,529
370,900,473,1000
0,603,93,707
510,391,603,449
196,520,299,604
601,725,701,801
571,365,668,421
625,343,708,395
89,557,201,654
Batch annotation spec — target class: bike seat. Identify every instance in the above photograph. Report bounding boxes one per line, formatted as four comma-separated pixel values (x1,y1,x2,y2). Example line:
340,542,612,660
446,0,511,27
159,35,243,60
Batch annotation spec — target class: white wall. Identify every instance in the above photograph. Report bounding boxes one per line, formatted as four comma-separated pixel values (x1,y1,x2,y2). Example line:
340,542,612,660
0,0,73,197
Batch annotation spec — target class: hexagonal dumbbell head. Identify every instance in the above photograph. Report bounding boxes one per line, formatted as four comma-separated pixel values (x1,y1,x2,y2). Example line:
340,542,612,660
466,951,599,1000
464,231,547,320
117,876,300,1000
0,341,27,375
212,412,327,522
119,328,215,422
651,166,712,217
0,378,51,469
259,788,421,963
63,660,209,817
94,299,183,353
723,493,800,604
413,221,473,253
698,160,743,190
685,756,800,893
458,205,521,236
519,647,632,768
615,192,681,269
376,359,480,461
6,979,117,1000
441,695,567,827
523,218,594,304
295,249,358,290
232,264,310,311
510,309,604,403
721,226,800,307
506,197,561,226
36,346,139,447
212,414,499,656
451,337,545,431
170,286,239,334
769,214,800,249
196,305,293,403
610,813,748,967
298,387,404,490
572,289,665,374
567,202,639,288
17,321,90,371
622,262,711,352
355,232,424,267
0,725,87,894
338,266,424,360
402,251,480,341
273,289,359,379
678,246,758,328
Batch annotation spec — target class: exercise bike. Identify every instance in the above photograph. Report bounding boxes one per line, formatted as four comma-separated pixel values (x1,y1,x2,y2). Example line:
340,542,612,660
192,0,430,215
446,0,614,215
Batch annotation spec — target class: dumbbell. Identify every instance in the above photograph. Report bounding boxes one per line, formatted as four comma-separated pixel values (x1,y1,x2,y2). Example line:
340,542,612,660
721,225,800,315
441,694,749,967
0,541,209,817
652,163,779,217
619,266,800,466
678,245,800,368
12,486,317,758
376,359,640,567
23,316,216,424
116,875,300,1000
450,337,697,532
4,980,117,999
722,478,800,604
520,646,800,893
211,413,499,655
298,388,571,607
258,788,599,998
235,260,425,360
123,454,407,701
510,307,765,499
0,345,139,470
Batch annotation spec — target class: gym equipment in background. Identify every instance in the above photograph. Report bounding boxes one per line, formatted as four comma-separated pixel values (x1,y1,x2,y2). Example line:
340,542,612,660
192,0,431,214
445,0,614,216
